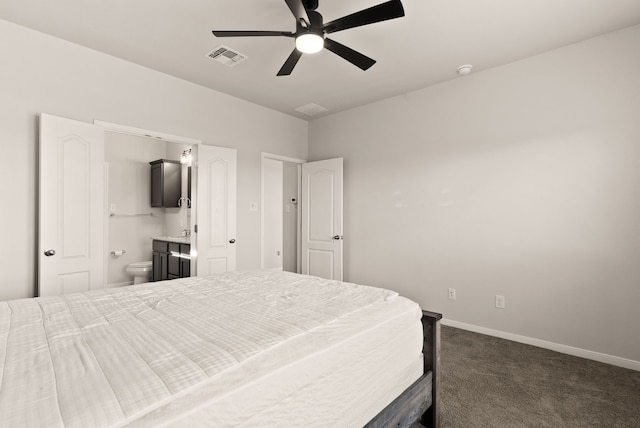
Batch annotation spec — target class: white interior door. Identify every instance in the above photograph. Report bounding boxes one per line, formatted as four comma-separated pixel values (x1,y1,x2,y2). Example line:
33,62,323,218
301,158,343,280
196,145,237,275
39,113,105,296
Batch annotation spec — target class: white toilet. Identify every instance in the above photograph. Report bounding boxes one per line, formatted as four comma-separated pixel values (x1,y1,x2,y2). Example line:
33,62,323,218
126,261,153,284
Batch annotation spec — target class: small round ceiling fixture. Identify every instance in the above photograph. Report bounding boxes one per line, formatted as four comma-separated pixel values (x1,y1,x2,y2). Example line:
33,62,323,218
457,64,473,75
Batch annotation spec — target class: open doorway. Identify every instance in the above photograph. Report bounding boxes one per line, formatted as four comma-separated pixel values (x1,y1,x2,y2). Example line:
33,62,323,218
261,153,304,272
97,121,200,288
103,131,193,287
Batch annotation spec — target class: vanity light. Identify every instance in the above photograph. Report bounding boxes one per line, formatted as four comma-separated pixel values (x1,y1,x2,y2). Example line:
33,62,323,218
180,148,192,165
295,32,324,54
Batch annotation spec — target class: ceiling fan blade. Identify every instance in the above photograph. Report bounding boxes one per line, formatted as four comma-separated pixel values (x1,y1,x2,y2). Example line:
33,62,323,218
212,30,294,37
284,0,311,27
323,0,405,34
277,49,304,76
324,38,376,70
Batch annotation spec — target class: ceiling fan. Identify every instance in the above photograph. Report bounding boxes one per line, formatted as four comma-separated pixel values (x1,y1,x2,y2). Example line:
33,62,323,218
211,0,405,76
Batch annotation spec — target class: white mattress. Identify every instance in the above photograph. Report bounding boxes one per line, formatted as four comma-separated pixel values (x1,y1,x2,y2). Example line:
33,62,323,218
0,271,423,427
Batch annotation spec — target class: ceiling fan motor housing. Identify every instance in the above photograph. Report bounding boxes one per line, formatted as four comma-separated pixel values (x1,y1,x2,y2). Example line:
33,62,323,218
298,9,323,32
302,0,319,11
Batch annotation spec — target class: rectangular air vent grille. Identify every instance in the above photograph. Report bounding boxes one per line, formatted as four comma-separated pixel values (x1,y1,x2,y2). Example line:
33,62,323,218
206,45,247,67
295,103,329,116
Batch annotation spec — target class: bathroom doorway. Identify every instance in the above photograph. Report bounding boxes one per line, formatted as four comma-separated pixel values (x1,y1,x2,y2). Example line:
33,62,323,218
95,120,201,288
104,131,195,287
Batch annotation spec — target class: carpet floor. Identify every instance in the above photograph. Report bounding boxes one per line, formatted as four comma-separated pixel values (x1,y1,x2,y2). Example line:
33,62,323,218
440,326,640,428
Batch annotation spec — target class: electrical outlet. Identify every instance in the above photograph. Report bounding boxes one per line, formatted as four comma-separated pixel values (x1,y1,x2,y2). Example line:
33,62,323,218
448,288,456,301
495,295,506,309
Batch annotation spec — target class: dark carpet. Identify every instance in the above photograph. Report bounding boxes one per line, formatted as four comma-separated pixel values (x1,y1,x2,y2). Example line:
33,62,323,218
440,326,640,428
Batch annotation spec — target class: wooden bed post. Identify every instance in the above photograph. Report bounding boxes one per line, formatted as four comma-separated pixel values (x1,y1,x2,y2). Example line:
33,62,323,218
421,310,442,428
363,309,442,428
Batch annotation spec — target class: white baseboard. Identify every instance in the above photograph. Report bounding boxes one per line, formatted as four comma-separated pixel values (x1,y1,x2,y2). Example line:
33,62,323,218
106,281,132,288
441,318,640,372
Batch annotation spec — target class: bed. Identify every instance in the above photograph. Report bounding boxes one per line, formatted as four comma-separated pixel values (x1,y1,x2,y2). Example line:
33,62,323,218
0,270,441,427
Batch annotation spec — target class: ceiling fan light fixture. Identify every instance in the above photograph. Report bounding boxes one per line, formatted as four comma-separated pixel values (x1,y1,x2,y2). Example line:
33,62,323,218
295,33,324,54
212,0,407,75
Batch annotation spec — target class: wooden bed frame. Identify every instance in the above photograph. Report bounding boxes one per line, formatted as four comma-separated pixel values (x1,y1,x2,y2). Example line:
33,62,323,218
364,310,442,428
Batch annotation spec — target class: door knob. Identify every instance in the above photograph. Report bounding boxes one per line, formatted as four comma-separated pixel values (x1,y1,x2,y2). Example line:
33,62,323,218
229,239,236,244
44,249,56,257
332,235,343,240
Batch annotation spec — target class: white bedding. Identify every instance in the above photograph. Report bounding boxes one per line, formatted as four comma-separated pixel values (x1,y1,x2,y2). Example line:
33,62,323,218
0,271,423,427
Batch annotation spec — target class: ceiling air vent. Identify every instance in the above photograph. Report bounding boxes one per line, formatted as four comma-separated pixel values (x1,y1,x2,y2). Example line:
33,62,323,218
295,103,328,117
206,45,247,68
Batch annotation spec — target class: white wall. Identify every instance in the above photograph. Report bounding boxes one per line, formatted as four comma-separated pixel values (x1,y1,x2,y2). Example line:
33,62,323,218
0,19,307,300
309,25,640,365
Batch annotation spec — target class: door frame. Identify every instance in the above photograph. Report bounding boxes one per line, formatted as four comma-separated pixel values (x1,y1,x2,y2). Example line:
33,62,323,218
260,153,304,273
94,120,201,284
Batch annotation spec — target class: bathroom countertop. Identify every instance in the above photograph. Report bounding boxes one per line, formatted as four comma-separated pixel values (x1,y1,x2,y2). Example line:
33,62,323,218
152,236,191,244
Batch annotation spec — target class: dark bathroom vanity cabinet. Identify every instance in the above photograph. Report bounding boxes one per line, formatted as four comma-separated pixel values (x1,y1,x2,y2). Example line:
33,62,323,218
150,159,182,208
152,239,191,282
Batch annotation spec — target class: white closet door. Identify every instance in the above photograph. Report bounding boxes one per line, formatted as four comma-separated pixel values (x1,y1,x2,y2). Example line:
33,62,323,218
301,158,343,281
39,113,105,296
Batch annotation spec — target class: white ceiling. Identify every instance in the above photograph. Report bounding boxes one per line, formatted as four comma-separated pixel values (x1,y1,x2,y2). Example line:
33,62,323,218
2,0,640,120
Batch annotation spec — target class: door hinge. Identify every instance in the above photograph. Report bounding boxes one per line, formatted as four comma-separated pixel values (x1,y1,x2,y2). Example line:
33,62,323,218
194,224,198,233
